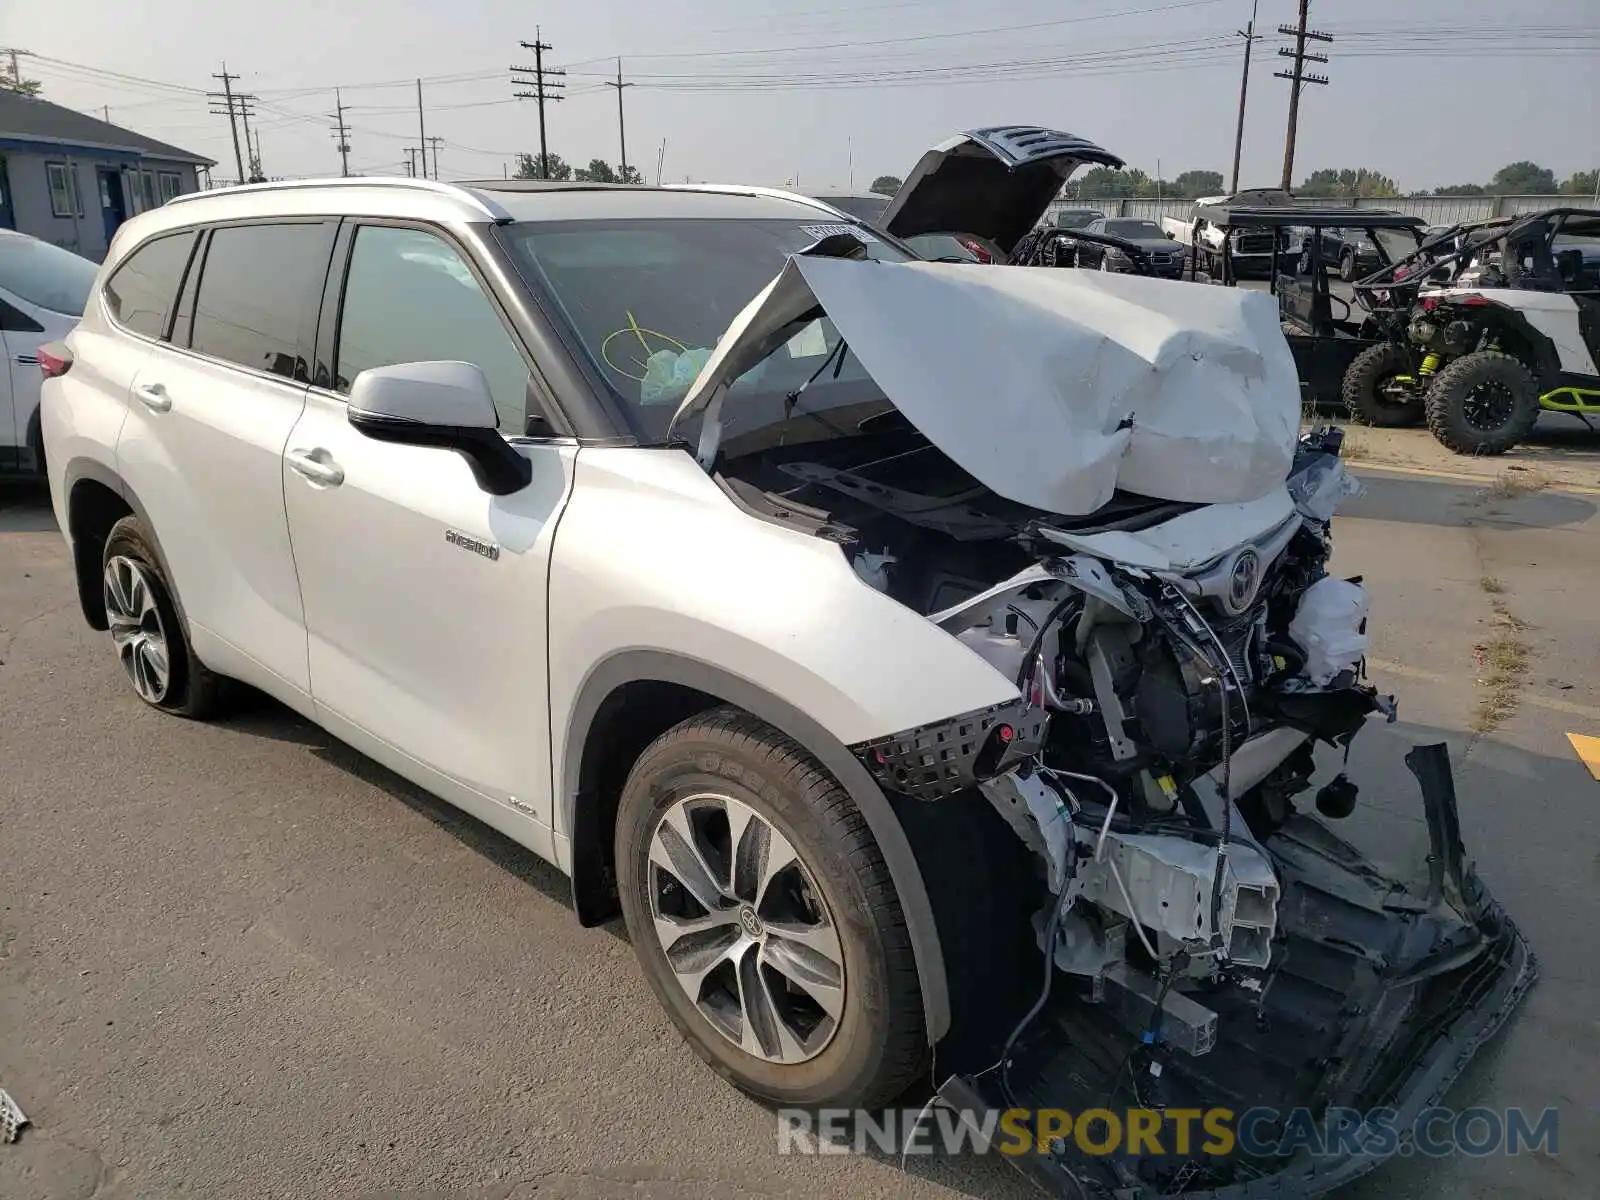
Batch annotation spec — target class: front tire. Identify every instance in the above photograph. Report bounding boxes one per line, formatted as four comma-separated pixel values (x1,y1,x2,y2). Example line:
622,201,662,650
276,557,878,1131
1339,251,1356,282
1343,342,1424,426
1424,351,1541,455
615,707,926,1108
101,516,224,717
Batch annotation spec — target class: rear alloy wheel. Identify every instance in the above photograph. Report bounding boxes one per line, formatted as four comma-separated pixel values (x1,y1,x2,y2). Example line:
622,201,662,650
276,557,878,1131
1339,251,1357,282
615,707,926,1108
1342,342,1424,427
1424,350,1541,455
101,516,225,717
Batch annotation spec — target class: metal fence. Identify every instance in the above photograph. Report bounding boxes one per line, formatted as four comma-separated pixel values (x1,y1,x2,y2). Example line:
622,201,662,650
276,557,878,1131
1044,194,1580,229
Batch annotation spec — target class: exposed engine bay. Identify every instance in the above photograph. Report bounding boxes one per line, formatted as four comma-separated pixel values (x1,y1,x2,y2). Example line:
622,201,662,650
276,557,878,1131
720,423,1533,1198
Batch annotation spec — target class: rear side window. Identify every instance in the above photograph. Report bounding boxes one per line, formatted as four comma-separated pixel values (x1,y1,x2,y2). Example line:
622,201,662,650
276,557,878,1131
104,231,196,338
189,223,330,381
334,225,529,433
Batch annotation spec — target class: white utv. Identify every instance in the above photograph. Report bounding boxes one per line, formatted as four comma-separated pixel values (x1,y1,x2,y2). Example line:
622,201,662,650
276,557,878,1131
42,127,1532,1198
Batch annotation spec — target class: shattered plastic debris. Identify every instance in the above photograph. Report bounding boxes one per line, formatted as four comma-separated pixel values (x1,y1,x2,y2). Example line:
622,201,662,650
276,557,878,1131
1288,451,1363,521
0,1088,27,1144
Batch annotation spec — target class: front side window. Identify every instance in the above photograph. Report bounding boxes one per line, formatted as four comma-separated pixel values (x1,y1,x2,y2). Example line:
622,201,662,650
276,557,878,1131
103,231,197,337
189,223,328,379
335,225,529,433
0,234,99,316
46,163,81,218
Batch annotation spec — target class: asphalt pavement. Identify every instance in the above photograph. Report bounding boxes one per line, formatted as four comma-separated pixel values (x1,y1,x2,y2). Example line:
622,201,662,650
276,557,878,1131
1,468,1596,1200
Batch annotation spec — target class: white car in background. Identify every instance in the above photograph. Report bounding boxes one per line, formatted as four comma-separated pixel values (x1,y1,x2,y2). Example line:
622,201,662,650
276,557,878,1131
0,230,98,476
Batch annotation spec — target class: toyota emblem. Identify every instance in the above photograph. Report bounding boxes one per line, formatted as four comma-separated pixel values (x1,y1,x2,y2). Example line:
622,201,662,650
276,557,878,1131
1225,548,1262,613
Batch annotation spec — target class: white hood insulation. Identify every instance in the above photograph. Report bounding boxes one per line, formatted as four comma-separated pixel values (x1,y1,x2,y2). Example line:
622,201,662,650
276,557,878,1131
673,257,1303,516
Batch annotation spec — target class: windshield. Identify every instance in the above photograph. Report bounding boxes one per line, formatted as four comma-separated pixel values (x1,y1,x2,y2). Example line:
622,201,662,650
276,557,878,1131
1370,227,1422,263
1056,210,1102,230
503,216,912,443
814,195,889,224
0,235,98,316
1102,219,1163,240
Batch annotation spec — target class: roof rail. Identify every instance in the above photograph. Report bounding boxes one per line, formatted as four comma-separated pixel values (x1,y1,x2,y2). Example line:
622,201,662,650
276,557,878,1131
165,175,512,221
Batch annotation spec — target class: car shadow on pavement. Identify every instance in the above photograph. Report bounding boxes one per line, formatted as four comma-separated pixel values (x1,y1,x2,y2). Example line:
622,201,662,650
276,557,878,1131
1345,471,1597,530
215,697,585,921
0,480,57,533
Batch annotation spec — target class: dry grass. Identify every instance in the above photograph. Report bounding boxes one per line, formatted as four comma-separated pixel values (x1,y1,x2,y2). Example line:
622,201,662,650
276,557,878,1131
1479,575,1505,595
1473,601,1531,733
1486,469,1550,501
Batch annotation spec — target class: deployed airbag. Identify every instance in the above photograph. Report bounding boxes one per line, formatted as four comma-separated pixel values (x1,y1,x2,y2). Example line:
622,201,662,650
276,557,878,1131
673,258,1301,515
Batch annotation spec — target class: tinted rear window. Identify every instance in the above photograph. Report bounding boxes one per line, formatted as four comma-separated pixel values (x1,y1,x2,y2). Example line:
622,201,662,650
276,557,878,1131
189,223,329,380
104,232,196,337
0,235,99,317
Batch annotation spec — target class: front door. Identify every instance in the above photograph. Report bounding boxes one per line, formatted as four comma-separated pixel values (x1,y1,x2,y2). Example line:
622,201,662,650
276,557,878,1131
98,168,127,246
282,221,575,847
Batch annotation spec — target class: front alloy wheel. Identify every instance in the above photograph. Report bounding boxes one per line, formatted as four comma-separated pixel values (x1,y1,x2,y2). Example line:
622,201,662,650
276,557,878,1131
648,792,845,1064
104,555,171,704
615,708,926,1108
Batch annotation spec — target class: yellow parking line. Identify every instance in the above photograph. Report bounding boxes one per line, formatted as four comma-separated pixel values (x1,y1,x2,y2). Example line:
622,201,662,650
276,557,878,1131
1345,460,1600,497
1567,733,1600,782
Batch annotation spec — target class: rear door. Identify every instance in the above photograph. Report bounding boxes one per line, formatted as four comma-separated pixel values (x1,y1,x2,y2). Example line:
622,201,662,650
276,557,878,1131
281,220,575,850
116,219,336,704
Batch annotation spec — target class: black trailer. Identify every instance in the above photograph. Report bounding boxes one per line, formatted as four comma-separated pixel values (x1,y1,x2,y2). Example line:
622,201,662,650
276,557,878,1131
1188,203,1426,407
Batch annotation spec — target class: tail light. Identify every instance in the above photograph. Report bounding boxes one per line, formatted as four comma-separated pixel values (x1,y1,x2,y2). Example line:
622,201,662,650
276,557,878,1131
39,344,73,379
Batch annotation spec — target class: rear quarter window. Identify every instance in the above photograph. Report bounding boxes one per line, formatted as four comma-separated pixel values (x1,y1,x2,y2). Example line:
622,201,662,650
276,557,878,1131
104,231,197,338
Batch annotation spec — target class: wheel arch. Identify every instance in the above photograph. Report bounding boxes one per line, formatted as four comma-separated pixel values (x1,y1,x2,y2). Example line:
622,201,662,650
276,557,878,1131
61,458,181,634
562,648,952,1042
1476,303,1563,390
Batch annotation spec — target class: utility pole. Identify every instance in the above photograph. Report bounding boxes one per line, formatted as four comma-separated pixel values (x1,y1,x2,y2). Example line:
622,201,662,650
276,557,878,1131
403,147,418,177
603,58,634,179
1229,0,1260,194
208,63,246,183
331,88,352,177
103,105,111,123
656,138,666,186
251,129,264,180
240,99,262,180
426,135,444,181
1274,0,1331,191
416,79,428,179
511,28,565,178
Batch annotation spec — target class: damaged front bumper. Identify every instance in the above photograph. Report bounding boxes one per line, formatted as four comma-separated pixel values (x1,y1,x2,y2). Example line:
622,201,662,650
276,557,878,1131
937,743,1536,1199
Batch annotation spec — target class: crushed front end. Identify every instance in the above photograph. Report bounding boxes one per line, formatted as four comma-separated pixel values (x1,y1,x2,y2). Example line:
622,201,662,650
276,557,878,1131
844,430,1535,1198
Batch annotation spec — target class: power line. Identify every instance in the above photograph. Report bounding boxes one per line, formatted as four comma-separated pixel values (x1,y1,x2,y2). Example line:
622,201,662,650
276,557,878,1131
1274,0,1332,190
511,27,565,179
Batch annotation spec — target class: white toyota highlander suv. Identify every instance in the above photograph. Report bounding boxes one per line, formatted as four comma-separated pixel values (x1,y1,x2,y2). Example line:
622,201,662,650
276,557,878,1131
41,128,1531,1197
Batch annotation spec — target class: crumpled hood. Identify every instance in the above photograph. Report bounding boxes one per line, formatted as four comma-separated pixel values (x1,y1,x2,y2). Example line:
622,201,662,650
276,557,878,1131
671,256,1301,516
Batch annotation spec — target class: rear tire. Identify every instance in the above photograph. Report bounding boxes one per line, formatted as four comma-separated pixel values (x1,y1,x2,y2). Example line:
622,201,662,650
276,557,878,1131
1343,342,1424,427
1339,251,1356,282
101,517,224,717
614,707,926,1109
1424,351,1541,455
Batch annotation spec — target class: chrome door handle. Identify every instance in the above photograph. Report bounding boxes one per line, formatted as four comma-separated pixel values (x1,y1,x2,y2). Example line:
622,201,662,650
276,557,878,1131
133,382,172,413
286,448,344,487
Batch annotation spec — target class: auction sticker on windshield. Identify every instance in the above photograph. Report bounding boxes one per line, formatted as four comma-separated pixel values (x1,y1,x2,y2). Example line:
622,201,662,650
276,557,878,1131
803,224,878,243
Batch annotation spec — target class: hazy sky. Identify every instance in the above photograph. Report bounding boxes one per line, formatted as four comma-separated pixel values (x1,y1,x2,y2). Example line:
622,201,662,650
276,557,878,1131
9,0,1598,193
